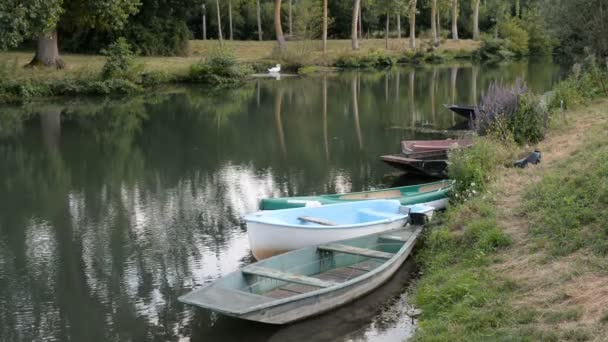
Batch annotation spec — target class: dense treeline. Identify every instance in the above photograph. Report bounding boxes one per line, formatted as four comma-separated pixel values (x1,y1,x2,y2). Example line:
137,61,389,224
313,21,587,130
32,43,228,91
0,0,606,66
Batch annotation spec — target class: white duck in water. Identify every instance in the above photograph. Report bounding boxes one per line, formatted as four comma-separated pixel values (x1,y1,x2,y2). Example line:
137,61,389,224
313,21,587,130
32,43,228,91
268,64,281,73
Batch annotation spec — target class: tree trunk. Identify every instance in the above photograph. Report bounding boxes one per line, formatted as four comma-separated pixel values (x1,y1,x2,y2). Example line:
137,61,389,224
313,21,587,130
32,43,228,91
437,6,441,38
257,0,263,40
216,0,224,46
409,0,417,49
28,32,65,68
352,75,363,149
358,4,363,40
228,0,233,40
397,12,401,39
451,0,458,40
288,0,293,36
322,0,328,52
431,0,438,45
515,0,520,18
473,0,480,41
385,12,390,49
352,0,361,50
202,4,207,40
275,0,287,49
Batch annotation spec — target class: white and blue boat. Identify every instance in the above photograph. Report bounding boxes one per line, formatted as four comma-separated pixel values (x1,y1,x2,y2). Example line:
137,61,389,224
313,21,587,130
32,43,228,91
246,200,431,260
179,225,422,324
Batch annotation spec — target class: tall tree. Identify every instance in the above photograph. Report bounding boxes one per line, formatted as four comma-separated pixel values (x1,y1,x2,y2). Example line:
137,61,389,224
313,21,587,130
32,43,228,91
0,0,140,68
202,3,207,40
451,0,458,40
228,0,234,40
431,0,438,45
275,0,287,49
289,0,293,36
257,0,263,40
409,0,417,48
385,12,390,49
397,12,402,39
323,0,328,52
216,0,224,46
352,0,362,50
473,0,480,41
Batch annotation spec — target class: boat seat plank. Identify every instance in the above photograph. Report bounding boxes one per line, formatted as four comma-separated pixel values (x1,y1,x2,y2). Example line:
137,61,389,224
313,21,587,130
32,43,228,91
179,287,274,311
243,266,336,288
298,216,337,226
318,244,395,260
281,283,320,294
339,189,401,200
264,288,303,299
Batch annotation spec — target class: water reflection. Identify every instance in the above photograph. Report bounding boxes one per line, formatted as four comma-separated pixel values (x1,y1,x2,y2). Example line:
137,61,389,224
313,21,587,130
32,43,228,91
0,59,567,341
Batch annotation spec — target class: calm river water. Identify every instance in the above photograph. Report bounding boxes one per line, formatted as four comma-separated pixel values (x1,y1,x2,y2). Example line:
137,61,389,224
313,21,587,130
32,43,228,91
0,58,566,342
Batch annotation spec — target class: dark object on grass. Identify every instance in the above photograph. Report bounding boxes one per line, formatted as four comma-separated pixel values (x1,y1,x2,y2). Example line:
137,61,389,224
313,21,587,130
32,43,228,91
514,150,541,168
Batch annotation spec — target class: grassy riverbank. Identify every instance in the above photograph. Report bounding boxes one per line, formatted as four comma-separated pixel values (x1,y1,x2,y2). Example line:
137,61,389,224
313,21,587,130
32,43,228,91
411,94,608,339
0,39,478,103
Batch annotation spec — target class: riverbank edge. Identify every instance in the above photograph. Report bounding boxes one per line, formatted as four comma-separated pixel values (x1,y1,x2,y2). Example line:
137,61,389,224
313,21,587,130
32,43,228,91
409,98,608,341
0,46,479,105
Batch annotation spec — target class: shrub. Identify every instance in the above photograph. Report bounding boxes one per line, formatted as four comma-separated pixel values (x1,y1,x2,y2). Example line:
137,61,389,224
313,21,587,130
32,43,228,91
479,38,515,61
335,51,396,68
474,80,527,137
448,137,514,202
101,37,142,81
188,48,252,85
499,18,529,56
125,19,191,56
509,92,546,144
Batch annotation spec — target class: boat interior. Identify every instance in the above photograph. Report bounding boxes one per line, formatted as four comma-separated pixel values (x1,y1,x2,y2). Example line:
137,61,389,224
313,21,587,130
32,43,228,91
237,229,414,299
258,200,406,227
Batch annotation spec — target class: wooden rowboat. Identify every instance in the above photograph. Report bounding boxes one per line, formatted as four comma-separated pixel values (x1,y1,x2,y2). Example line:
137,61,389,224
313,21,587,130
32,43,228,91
247,200,415,260
380,154,448,178
260,180,452,211
179,225,422,324
401,139,473,156
443,104,477,120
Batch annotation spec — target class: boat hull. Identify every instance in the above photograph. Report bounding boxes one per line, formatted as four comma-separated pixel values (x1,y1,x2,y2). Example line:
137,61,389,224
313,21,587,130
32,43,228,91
380,154,448,178
248,218,407,260
259,180,452,211
242,229,419,324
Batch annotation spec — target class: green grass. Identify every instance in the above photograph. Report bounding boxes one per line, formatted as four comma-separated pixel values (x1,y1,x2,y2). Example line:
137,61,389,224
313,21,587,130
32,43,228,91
411,196,515,341
522,122,608,256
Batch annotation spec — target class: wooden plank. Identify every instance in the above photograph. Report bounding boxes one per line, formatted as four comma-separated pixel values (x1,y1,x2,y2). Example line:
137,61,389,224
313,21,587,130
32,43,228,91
243,265,336,288
318,244,395,260
418,182,448,193
298,216,337,226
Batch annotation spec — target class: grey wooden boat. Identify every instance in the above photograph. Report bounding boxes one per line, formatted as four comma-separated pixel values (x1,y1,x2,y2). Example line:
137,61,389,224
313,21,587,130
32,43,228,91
179,225,422,324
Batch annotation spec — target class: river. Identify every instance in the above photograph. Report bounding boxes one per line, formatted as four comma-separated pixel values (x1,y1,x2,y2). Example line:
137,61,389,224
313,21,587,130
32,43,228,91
0,58,567,342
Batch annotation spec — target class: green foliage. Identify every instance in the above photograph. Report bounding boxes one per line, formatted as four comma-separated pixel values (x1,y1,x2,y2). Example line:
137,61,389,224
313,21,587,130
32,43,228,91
522,124,608,256
188,49,252,85
549,59,606,110
479,38,515,61
101,37,142,81
448,137,514,202
0,0,141,51
335,51,396,68
521,7,555,55
125,18,191,56
509,92,546,144
499,18,529,56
